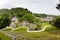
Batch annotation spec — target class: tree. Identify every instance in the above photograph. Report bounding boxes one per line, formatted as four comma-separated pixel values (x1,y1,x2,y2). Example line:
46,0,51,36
52,16,60,28
10,7,32,18
54,0,60,28
0,14,11,29
34,14,47,18
22,14,36,23
56,0,60,10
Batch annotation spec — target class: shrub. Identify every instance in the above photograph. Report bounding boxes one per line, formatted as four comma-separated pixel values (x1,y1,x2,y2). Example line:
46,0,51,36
52,16,60,28
0,14,11,29
22,14,36,23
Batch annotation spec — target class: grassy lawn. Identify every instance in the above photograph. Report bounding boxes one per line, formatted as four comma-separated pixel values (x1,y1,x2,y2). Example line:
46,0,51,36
0,31,11,40
3,30,60,40
13,27,27,32
2,27,60,40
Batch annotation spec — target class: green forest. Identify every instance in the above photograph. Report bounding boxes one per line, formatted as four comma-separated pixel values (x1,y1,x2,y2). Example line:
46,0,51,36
0,7,60,29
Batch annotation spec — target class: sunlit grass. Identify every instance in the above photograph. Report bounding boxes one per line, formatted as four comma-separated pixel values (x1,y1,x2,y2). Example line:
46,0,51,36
0,31,11,40
13,27,27,32
1,23,60,40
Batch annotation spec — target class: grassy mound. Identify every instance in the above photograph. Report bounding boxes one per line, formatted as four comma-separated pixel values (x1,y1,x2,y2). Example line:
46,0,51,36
1,28,12,31
13,27,27,32
0,31,11,40
41,23,59,32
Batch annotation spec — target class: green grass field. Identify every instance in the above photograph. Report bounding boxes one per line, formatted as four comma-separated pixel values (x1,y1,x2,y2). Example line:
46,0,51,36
1,23,60,40
0,31,11,40
1,27,60,40
13,27,27,32
2,29,60,40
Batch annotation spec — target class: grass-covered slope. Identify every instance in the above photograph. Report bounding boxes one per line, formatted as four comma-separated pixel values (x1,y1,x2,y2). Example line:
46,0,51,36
0,31,11,40
0,22,60,40
13,27,27,32
2,30,60,40
1,25,60,40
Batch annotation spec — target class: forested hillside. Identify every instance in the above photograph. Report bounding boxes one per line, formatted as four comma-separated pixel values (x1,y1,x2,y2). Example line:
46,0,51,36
0,7,60,40
0,7,59,30
0,7,36,29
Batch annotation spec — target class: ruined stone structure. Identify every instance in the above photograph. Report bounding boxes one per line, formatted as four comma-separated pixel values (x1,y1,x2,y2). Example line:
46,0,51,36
20,20,29,27
10,17,18,28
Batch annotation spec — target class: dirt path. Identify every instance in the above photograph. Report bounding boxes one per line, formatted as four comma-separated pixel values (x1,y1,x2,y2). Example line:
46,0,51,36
11,26,48,32
27,26,47,32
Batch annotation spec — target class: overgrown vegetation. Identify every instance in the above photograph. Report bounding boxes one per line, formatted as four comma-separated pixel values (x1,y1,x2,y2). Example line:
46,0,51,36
0,31,11,40
0,7,60,40
0,0,60,40
0,14,11,29
52,16,60,28
2,28,60,40
0,7,59,30
0,7,36,29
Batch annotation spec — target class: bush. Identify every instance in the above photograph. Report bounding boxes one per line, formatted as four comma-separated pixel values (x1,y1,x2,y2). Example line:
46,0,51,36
0,14,11,29
52,16,60,28
22,14,36,23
